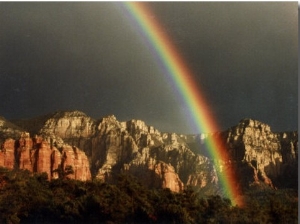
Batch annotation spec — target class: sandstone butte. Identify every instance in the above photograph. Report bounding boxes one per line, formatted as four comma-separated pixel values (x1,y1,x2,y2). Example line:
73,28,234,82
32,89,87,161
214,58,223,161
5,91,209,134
0,132,91,181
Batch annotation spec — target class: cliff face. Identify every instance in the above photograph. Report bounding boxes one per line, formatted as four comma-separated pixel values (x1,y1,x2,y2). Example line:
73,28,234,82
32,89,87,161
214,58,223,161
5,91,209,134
13,112,216,193
197,118,298,189
225,119,282,187
93,117,220,193
0,132,91,181
5,111,298,194
61,145,91,181
0,138,15,169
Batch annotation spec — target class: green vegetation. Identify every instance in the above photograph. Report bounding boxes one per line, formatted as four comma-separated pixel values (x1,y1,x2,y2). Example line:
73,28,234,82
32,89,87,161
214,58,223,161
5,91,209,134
0,168,297,224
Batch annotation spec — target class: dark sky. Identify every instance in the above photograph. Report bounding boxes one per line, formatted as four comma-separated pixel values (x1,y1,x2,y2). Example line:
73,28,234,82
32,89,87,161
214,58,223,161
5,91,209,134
0,2,297,133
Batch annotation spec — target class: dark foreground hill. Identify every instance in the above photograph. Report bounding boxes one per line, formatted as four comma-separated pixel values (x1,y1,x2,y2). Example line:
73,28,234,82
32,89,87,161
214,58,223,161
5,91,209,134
0,168,297,223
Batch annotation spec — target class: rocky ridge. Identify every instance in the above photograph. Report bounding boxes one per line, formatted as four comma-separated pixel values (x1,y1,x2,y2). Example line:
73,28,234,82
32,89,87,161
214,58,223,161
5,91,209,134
4,111,299,195
0,116,24,143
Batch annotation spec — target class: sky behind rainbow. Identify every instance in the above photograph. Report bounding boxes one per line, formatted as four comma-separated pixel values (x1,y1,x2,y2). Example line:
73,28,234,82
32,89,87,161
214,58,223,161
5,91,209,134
0,2,297,135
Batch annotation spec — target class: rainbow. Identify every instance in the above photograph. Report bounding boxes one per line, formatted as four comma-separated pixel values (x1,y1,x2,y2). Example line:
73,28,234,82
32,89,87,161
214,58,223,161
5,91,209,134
122,2,243,206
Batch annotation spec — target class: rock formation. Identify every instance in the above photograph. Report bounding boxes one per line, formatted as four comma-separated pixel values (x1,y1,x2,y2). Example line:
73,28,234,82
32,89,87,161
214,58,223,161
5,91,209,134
61,145,91,181
0,129,91,181
3,111,298,194
13,112,208,192
17,132,34,171
51,147,62,179
39,111,95,139
0,138,15,169
198,118,298,189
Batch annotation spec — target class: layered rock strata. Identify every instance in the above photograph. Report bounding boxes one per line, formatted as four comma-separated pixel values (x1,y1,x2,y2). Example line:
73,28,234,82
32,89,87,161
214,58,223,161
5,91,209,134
0,132,91,181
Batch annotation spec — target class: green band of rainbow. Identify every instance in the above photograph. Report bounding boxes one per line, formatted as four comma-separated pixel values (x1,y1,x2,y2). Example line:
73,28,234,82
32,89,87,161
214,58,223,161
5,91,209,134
123,2,242,206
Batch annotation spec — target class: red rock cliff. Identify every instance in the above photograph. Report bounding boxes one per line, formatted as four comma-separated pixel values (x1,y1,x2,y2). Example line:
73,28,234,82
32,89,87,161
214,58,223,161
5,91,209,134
0,138,15,169
0,132,91,181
